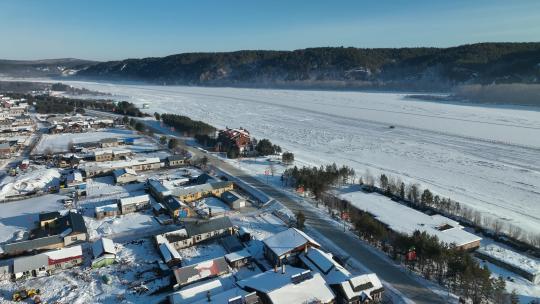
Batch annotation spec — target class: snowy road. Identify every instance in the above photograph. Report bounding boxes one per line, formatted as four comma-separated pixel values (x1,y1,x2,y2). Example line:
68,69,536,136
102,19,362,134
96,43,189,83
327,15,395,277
34,81,540,235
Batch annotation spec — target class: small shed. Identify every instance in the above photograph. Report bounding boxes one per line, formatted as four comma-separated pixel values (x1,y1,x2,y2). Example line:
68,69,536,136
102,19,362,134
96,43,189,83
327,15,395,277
113,168,138,185
119,194,150,214
92,238,116,268
159,242,182,267
225,249,252,268
95,203,120,219
221,191,246,209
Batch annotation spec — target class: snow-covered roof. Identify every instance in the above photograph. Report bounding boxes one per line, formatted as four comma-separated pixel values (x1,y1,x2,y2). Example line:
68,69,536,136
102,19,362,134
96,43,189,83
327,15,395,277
92,238,116,258
113,167,137,177
191,288,255,304
173,257,230,286
159,242,181,264
237,265,305,293
267,272,335,304
298,247,351,285
119,194,150,207
83,157,161,172
238,266,334,304
95,203,119,213
169,278,224,304
148,178,172,196
340,191,481,247
45,245,83,262
262,228,320,257
478,244,540,275
339,273,383,302
224,249,252,263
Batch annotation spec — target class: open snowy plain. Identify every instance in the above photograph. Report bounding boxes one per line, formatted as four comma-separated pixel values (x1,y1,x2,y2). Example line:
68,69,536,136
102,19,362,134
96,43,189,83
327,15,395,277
39,81,540,235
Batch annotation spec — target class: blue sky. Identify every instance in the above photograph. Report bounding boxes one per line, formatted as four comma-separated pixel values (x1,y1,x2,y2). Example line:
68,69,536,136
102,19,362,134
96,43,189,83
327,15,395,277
0,0,539,61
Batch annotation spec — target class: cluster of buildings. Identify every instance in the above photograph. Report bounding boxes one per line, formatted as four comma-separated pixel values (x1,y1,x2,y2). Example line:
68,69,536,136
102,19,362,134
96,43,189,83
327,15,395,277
46,114,115,134
0,95,33,158
159,216,384,304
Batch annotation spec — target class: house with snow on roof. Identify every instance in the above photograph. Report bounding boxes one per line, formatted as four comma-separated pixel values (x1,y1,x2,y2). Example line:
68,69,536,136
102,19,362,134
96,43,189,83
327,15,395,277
12,245,83,279
92,237,116,268
262,228,320,266
299,247,384,303
237,265,335,304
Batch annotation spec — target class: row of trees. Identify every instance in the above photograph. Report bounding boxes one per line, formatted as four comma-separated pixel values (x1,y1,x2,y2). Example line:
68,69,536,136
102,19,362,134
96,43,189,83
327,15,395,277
35,98,82,114
160,113,216,137
361,171,540,250
282,163,355,199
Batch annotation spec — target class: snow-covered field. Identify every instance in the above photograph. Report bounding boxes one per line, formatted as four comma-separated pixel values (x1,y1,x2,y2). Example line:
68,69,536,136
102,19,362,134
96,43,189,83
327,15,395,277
16,81,540,236
0,165,60,199
0,194,66,243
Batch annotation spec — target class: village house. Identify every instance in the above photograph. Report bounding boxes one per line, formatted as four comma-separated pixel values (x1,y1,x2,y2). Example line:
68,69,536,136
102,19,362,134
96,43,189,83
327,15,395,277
95,203,120,219
225,249,252,268
113,168,138,185
0,142,11,158
12,245,83,279
262,228,321,266
100,137,120,148
221,190,246,209
184,216,235,245
166,154,189,167
148,178,172,201
92,238,116,268
83,157,161,177
155,236,182,267
118,194,151,214
168,278,258,304
157,217,234,250
299,247,384,303
157,228,192,249
93,150,114,162
162,196,190,219
218,127,252,152
171,181,234,203
237,266,335,304
172,257,230,288
0,211,89,257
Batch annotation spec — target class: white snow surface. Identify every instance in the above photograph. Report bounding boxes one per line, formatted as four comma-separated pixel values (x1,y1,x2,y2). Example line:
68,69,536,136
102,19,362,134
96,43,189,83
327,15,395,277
478,244,540,275
24,81,540,235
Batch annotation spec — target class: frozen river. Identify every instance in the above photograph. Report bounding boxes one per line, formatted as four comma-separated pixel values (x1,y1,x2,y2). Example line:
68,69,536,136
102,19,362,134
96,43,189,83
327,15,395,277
42,81,540,236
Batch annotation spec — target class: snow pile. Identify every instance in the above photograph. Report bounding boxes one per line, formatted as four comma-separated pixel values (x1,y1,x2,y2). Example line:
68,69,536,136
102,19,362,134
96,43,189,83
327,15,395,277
478,244,540,276
0,166,60,199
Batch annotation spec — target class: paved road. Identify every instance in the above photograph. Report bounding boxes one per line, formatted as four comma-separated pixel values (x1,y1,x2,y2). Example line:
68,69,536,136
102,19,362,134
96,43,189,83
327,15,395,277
87,109,447,303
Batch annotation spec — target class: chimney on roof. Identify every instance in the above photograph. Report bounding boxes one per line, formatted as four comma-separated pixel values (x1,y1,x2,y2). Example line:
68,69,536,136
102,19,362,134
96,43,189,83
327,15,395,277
281,263,286,274
304,245,308,253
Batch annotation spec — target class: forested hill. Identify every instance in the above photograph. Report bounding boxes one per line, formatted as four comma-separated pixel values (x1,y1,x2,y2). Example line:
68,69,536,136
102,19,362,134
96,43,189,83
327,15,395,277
75,43,540,90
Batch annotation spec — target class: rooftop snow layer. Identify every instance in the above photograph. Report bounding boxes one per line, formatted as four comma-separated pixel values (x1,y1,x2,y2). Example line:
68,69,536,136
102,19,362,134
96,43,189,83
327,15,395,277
340,190,481,247
262,227,320,257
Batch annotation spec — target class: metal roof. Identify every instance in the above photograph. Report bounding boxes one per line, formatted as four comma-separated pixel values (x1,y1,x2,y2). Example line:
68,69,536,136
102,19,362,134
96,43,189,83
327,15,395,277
184,216,233,237
13,253,49,274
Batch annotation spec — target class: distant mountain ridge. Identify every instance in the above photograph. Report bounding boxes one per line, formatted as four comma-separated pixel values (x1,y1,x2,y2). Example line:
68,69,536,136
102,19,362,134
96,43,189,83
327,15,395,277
73,43,540,90
0,58,97,78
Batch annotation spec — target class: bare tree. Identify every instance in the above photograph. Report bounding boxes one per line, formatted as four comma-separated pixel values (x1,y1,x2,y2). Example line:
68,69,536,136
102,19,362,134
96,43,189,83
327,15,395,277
508,225,523,240
492,220,505,237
